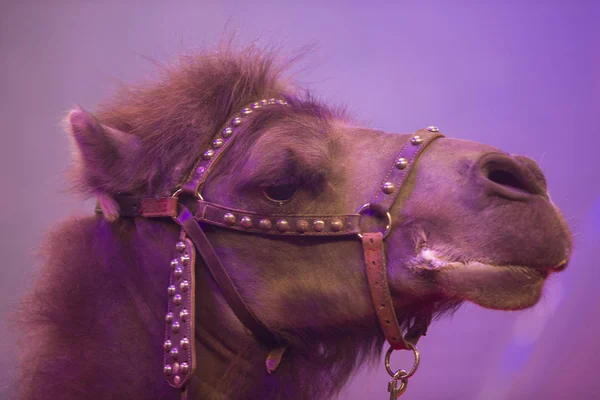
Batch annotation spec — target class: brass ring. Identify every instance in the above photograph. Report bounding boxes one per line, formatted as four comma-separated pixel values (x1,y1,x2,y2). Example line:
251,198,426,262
171,188,204,201
385,343,420,379
356,203,392,239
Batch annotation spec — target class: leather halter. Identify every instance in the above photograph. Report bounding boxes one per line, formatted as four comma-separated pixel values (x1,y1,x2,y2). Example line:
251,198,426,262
106,98,444,397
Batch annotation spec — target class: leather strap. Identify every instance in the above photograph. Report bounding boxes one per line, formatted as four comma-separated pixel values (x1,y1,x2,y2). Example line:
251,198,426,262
180,99,289,196
362,232,408,350
175,205,281,347
164,235,196,389
370,129,444,215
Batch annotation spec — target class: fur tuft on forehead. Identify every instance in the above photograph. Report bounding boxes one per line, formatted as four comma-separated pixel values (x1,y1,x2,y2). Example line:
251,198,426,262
68,46,342,200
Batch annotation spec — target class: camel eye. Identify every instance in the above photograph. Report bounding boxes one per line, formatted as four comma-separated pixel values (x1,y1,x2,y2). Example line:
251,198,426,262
262,182,298,203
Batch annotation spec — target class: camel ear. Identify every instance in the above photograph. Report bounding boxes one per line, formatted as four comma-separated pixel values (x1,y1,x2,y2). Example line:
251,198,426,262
66,106,139,220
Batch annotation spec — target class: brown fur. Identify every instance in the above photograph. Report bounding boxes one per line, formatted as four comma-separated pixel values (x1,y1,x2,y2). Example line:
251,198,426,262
14,47,572,400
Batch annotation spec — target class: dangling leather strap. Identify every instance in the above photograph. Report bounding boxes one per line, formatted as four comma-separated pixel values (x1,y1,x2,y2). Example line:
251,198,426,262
175,205,281,347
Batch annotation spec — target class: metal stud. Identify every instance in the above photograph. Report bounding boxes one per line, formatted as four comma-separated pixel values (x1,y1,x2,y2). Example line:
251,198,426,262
170,348,179,359
170,259,178,269
180,280,189,292
212,138,224,149
175,242,186,252
296,220,309,233
232,117,242,126
172,321,180,333
164,340,172,352
313,220,325,232
174,375,181,385
180,337,190,349
223,213,236,226
427,125,439,132
251,102,262,109
203,149,215,160
222,127,233,138
180,255,190,266
331,219,343,232
276,220,290,233
180,362,190,374
174,267,183,279
260,99,268,106
168,285,176,296
165,312,173,323
164,364,173,376
277,99,288,105
172,362,180,374
268,98,277,104
240,216,252,229
259,219,272,230
395,158,408,170
241,108,253,116
382,182,396,194
173,294,182,306
180,309,189,321
411,135,423,145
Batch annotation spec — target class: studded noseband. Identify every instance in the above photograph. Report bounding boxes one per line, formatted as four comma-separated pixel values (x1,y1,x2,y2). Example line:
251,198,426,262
105,98,444,399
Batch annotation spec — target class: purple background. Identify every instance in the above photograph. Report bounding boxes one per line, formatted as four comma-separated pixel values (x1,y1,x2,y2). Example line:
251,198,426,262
1,1,598,399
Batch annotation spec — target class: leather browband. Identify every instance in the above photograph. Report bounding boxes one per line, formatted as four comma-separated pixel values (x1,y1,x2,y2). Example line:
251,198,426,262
100,97,444,398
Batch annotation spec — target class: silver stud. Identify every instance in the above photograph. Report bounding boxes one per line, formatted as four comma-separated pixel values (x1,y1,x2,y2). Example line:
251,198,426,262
427,125,439,132
165,312,173,323
222,127,233,137
259,219,272,230
175,242,186,252
296,220,309,233
241,108,253,116
251,102,262,109
240,216,252,228
277,99,288,105
164,340,172,352
173,375,181,385
277,220,290,232
382,182,396,194
170,259,178,269
395,158,408,170
180,337,190,349
260,99,268,105
411,135,423,145
180,280,189,292
331,219,343,232
174,267,183,279
172,321,180,333
313,220,325,232
172,362,180,374
180,255,190,266
170,348,179,359
168,285,176,296
268,98,277,104
212,138,224,149
164,364,173,376
232,117,242,126
173,294,182,306
180,362,190,374
223,213,236,225
203,149,215,160
180,309,189,321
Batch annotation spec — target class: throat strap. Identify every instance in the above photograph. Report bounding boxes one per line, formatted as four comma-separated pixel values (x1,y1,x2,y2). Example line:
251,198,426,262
175,205,281,347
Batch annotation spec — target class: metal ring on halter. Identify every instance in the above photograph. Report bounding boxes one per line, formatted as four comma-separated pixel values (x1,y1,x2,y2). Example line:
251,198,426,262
356,203,393,239
385,343,420,379
171,188,203,224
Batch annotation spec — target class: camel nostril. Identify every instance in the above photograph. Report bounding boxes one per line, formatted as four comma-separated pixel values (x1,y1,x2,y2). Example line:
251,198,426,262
486,169,529,193
477,153,544,200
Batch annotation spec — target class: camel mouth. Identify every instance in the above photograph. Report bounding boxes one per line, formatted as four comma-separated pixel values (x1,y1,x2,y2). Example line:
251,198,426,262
409,248,565,310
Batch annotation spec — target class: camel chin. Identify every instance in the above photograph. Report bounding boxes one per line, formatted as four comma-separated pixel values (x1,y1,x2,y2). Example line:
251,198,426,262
412,248,560,311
